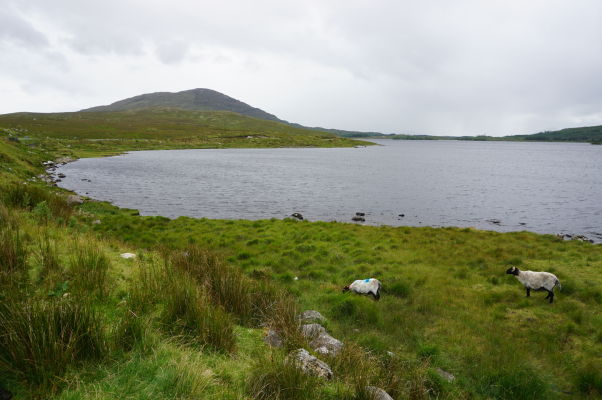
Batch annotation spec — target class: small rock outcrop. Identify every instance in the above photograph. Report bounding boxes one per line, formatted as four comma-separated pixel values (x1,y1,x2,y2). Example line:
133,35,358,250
264,329,283,348
301,323,343,356
291,212,304,220
352,216,365,222
301,323,326,338
310,333,343,356
365,386,394,400
299,310,326,323
288,349,333,380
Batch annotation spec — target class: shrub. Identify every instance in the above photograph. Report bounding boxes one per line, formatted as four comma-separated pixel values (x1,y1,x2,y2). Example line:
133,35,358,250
0,298,106,390
246,353,320,400
68,239,110,298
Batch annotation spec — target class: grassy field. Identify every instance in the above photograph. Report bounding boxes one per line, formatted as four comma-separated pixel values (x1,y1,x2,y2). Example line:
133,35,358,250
0,108,367,158
1,129,601,399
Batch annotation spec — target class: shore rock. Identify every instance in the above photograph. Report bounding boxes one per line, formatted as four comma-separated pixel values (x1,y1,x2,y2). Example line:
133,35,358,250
291,212,304,220
365,386,394,400
288,349,333,380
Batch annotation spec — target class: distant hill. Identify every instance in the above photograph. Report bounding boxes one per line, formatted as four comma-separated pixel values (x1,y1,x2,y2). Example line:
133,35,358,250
81,88,284,123
506,125,602,143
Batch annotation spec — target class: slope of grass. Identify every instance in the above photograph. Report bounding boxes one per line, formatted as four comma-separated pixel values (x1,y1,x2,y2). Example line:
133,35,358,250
0,108,368,158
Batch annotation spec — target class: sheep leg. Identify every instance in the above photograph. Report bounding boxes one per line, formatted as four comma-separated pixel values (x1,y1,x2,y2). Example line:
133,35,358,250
526,287,531,297
372,291,380,301
547,291,554,304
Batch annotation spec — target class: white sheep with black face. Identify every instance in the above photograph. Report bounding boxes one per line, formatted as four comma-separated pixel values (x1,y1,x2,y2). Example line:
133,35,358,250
343,278,382,300
506,266,561,303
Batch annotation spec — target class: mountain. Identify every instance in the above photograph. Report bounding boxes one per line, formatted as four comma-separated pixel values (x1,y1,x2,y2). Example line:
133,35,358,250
81,88,388,138
81,88,284,123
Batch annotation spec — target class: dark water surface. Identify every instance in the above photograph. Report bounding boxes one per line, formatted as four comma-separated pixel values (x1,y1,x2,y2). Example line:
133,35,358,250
57,140,602,241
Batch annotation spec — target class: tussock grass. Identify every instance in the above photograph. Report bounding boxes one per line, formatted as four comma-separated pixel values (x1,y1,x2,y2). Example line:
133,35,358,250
0,298,106,391
246,352,321,400
68,239,110,298
36,230,61,279
129,256,237,353
114,309,152,353
159,271,236,353
1,183,72,222
171,246,253,324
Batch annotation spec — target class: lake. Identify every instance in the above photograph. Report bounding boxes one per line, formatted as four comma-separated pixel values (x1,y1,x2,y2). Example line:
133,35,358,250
56,140,602,242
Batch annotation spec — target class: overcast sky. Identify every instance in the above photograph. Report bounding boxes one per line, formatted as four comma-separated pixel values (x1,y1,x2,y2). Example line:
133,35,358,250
1,0,601,136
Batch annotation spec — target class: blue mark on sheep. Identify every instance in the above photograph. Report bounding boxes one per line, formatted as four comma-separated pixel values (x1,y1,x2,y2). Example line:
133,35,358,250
364,278,371,282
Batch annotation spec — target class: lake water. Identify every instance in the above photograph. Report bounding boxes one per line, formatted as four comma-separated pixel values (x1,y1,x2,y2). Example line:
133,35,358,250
56,140,602,241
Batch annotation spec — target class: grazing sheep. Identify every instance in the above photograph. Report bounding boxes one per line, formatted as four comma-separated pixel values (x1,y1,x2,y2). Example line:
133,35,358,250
506,266,561,303
343,278,382,300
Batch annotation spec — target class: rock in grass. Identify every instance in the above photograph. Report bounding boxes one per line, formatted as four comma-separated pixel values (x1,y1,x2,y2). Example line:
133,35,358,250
435,368,455,382
310,333,343,356
365,386,394,400
66,194,84,205
120,253,136,259
288,349,333,380
301,323,326,338
264,329,283,348
299,310,326,323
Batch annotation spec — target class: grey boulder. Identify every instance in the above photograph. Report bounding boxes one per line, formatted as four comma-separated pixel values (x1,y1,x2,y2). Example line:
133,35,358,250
288,349,333,380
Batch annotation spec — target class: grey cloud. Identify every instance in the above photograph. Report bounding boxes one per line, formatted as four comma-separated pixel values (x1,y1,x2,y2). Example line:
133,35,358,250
1,0,602,135
0,7,48,47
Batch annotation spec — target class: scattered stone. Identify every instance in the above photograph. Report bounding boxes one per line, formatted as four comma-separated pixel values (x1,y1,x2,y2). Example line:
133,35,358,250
58,173,66,178
487,219,501,225
398,213,405,217
288,349,333,380
356,212,365,217
264,329,283,348
299,310,326,323
92,219,101,225
435,368,456,382
351,216,365,222
519,222,526,226
301,323,326,338
120,253,136,259
66,194,84,205
310,332,343,356
365,386,394,400
291,212,304,220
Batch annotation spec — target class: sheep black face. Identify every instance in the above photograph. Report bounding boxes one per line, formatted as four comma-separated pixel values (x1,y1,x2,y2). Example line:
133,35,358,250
342,285,350,293
506,266,519,275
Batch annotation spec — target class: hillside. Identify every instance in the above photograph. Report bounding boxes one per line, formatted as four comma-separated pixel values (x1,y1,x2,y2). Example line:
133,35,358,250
508,125,602,143
0,108,367,156
81,88,284,122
